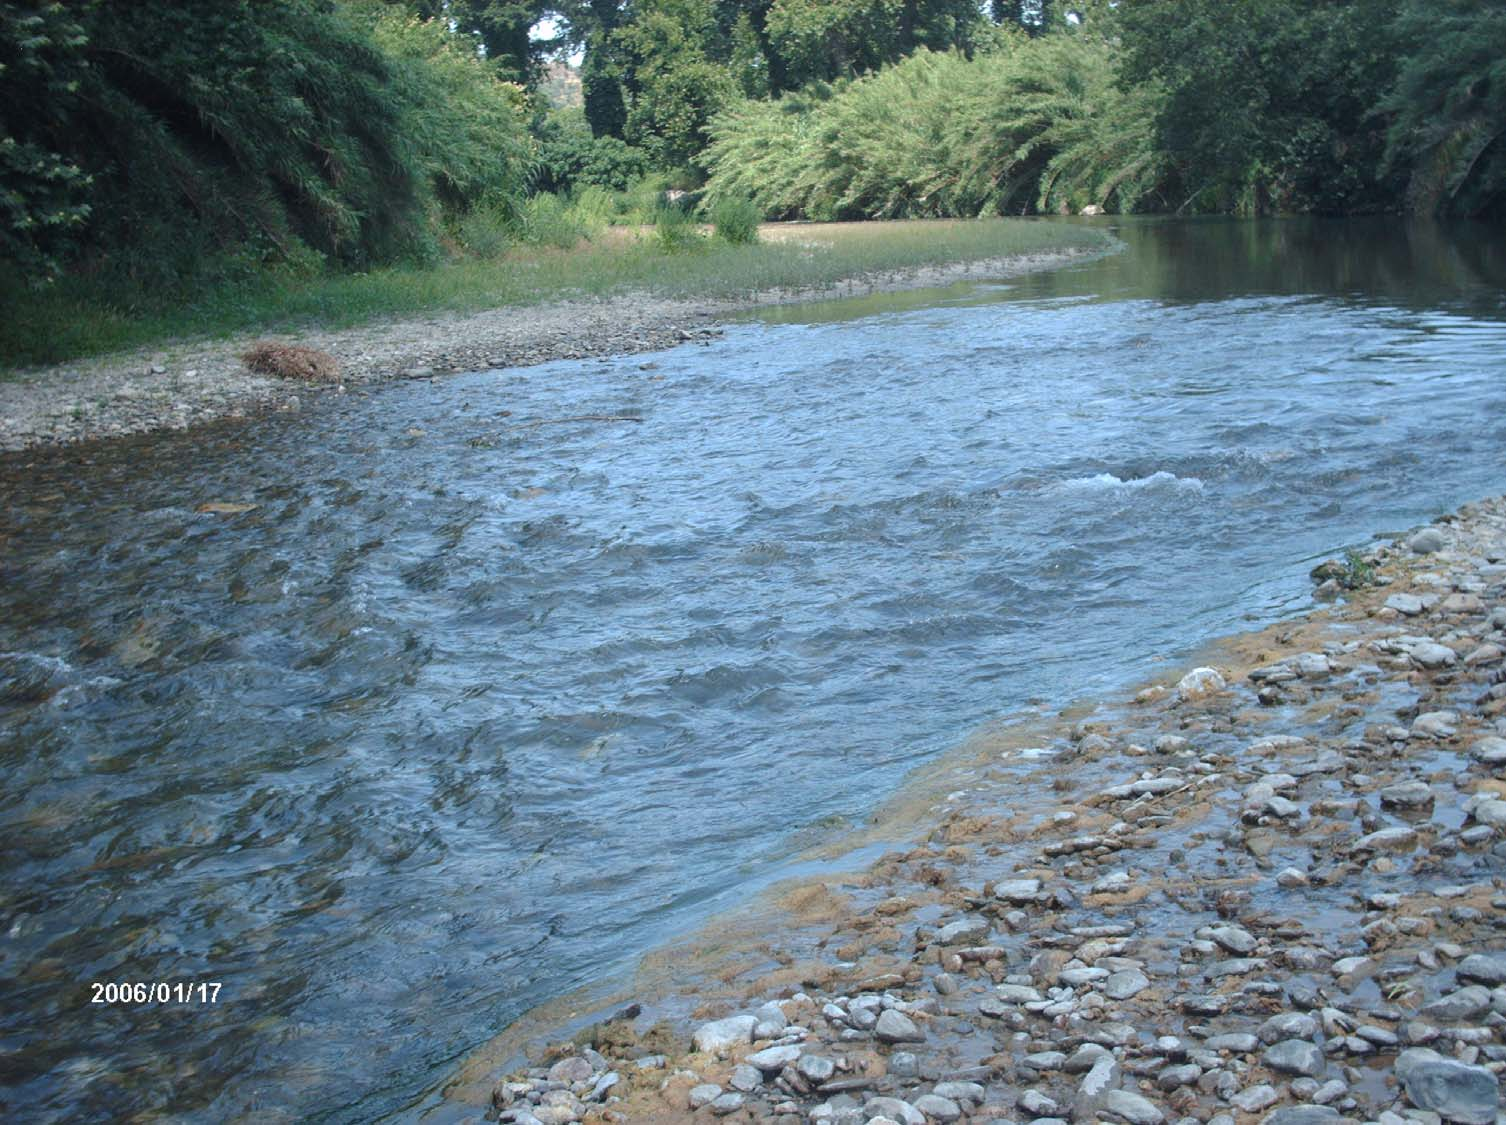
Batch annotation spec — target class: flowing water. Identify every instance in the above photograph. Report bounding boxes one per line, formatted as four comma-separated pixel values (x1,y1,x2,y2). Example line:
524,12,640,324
2,218,1505,1122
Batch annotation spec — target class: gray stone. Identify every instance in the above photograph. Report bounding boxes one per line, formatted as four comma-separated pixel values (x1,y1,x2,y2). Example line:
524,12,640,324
1410,528,1447,554
874,1009,925,1044
1206,1033,1260,1053
932,1081,984,1106
1065,1043,1112,1072
1458,952,1506,986
1105,969,1151,1000
1411,643,1458,669
710,1091,745,1115
1020,1091,1059,1115
689,1083,723,1109
1078,1053,1122,1104
1177,667,1227,701
1231,1086,1280,1113
730,1063,763,1092
1419,986,1492,1022
1412,711,1459,737
888,1052,920,1079
747,1044,802,1072
547,1057,594,1084
1103,1089,1165,1125
994,983,1044,1003
1470,737,1506,765
1260,1108,1343,1125
1207,926,1257,954
1386,594,1426,615
1394,1048,1499,1124
1157,1063,1202,1091
1259,1013,1319,1044
1380,781,1435,808
693,1014,757,1054
912,1093,962,1122
798,1054,836,1084
996,878,1042,903
1353,826,1418,852
1264,1039,1327,1078
864,1096,926,1125
936,916,991,945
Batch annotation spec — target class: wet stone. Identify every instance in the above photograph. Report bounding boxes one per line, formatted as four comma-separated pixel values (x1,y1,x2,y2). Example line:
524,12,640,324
1394,1048,1500,1125
1259,1013,1319,1044
912,1093,962,1122
1231,1085,1279,1113
1105,969,1151,1000
1264,1039,1327,1078
1457,952,1506,985
730,1064,763,1092
1103,1089,1165,1125
874,1009,925,1044
797,1055,836,1084
1259,1108,1343,1125
1380,780,1435,808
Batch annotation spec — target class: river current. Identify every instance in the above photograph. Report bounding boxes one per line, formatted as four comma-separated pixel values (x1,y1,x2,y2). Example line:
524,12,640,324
2,218,1504,1121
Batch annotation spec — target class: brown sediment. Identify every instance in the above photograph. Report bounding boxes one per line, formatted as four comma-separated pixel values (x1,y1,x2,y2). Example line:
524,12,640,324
456,496,1506,1124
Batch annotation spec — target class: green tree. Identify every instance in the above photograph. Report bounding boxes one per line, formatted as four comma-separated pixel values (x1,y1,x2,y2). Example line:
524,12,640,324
1117,0,1402,214
0,1,92,280
616,0,739,168
0,1,531,287
1381,0,1506,215
402,0,559,85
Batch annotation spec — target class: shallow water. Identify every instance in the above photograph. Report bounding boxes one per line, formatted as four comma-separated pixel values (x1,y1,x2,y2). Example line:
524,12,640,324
2,217,1505,1121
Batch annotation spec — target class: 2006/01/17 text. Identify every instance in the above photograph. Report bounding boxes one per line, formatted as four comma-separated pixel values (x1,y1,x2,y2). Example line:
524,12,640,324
91,982,222,1004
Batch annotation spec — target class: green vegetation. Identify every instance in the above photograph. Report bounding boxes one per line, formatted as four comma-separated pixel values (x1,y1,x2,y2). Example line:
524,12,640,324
0,219,1104,369
3,0,1502,367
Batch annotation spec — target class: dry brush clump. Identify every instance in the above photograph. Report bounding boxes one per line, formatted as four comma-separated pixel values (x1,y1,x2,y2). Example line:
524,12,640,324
241,341,341,382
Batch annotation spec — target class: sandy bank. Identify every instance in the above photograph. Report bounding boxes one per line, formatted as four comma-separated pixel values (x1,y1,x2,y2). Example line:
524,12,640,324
454,497,1506,1125
0,248,1089,453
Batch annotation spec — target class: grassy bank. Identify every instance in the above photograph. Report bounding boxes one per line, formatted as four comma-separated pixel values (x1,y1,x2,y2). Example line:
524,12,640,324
0,219,1107,372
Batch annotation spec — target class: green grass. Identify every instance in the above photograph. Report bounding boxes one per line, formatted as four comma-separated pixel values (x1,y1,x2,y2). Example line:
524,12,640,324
0,219,1109,371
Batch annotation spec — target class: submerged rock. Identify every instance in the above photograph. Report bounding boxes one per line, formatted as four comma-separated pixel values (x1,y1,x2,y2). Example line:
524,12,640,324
1394,1048,1499,1124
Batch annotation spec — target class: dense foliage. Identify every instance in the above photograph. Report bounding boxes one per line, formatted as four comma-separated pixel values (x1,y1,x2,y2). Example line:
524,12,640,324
699,0,1505,221
702,33,1166,220
1,0,530,289
4,0,1501,294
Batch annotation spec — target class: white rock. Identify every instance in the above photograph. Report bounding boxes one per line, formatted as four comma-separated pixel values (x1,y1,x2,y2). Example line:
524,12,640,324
1177,667,1226,702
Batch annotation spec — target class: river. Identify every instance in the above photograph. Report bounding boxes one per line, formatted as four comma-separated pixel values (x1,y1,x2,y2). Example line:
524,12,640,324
1,218,1504,1121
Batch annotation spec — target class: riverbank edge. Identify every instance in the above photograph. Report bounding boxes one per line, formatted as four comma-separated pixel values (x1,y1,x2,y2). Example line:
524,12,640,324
0,246,1099,454
451,495,1506,1125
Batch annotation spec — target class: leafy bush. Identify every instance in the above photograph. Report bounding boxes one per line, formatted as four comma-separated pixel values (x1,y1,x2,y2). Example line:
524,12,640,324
533,108,651,194
653,203,704,252
704,36,1167,220
708,196,762,244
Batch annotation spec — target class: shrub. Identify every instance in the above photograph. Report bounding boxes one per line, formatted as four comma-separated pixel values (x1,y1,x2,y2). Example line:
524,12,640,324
653,204,704,253
708,196,761,244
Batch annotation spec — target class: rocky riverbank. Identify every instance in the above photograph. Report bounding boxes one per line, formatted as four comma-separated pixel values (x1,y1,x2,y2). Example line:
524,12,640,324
0,249,1087,453
463,497,1506,1125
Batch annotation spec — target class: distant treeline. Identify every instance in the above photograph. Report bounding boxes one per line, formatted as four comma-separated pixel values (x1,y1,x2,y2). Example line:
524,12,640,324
1,0,1501,290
